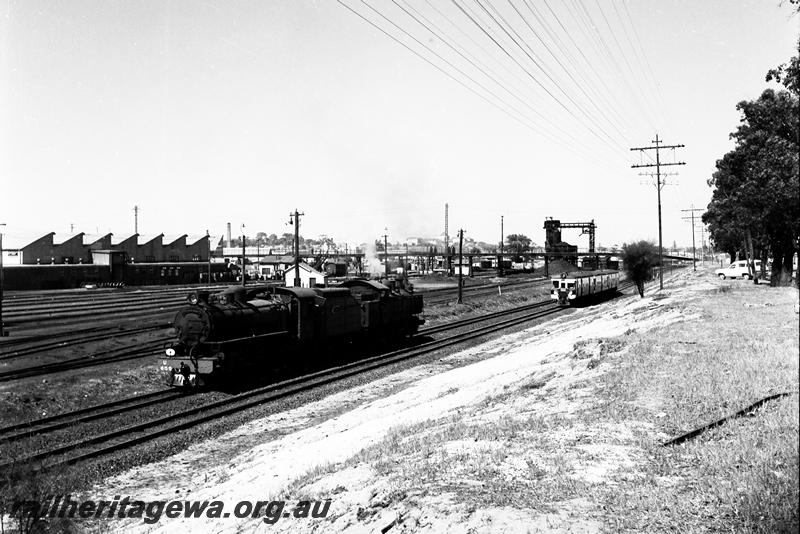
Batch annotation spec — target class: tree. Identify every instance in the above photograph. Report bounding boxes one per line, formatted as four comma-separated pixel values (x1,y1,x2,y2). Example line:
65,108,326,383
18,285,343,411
279,233,294,248
704,44,799,286
622,241,659,298
318,235,336,252
766,36,800,97
505,234,532,254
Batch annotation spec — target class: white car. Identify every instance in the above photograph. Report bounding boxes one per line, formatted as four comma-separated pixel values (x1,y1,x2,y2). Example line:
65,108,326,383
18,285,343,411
715,260,762,280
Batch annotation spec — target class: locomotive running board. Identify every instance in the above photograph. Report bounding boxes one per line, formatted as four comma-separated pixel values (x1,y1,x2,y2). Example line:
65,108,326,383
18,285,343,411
216,331,291,345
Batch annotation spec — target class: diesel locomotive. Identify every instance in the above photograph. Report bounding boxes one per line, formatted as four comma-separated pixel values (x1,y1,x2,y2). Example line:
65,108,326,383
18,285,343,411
160,278,424,386
550,270,620,306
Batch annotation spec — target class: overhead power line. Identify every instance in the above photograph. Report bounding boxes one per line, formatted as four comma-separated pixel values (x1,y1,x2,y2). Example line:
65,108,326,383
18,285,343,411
337,0,546,138
338,0,672,170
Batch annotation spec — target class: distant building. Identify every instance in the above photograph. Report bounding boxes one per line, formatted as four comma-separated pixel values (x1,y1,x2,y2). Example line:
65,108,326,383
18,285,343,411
1,228,259,267
135,234,164,263
1,232,53,265
185,235,211,262
51,233,85,264
162,234,188,262
258,255,295,279
112,233,138,261
2,232,85,265
283,262,327,288
323,258,348,276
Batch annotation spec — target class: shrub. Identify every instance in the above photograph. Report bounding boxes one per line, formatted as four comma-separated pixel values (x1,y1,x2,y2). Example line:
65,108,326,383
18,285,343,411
622,240,660,297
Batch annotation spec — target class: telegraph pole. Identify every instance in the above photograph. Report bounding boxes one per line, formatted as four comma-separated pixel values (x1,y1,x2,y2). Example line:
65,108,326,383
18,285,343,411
499,215,504,277
457,229,464,304
382,230,389,278
444,203,449,252
206,230,212,284
134,205,139,234
404,243,409,279
0,223,6,336
631,134,685,290
700,222,706,266
681,206,703,272
289,210,304,287
240,224,246,287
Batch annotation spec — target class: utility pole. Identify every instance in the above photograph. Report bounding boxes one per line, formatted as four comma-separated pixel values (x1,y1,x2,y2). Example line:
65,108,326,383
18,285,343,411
681,206,703,272
700,222,706,266
134,205,139,234
288,210,304,287
241,224,246,287
457,229,464,304
0,223,6,336
382,229,389,278
444,203,449,252
631,134,685,290
206,230,212,284
499,215,504,277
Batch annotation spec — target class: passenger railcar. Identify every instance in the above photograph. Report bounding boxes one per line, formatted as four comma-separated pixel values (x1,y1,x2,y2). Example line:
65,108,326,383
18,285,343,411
550,269,620,306
160,279,423,386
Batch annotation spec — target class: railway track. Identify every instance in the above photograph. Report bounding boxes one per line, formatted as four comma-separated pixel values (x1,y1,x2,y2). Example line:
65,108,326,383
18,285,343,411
0,282,548,379
0,338,170,382
0,389,192,443
0,295,569,472
0,300,560,446
1,283,236,306
0,276,542,348
0,284,276,330
0,277,635,382
424,278,546,305
0,323,170,360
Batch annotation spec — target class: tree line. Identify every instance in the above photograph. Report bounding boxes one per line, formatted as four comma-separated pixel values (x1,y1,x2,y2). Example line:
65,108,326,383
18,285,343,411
703,41,799,286
229,233,337,251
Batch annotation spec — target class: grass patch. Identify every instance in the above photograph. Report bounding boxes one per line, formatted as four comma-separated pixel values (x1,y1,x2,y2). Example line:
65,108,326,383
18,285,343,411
422,284,551,326
522,371,556,390
587,282,799,532
282,411,588,512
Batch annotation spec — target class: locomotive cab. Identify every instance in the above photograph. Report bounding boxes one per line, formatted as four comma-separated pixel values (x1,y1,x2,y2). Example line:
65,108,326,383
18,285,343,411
551,273,575,305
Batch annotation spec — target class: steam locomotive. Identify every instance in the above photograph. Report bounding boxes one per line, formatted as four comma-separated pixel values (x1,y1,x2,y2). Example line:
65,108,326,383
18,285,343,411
160,278,424,386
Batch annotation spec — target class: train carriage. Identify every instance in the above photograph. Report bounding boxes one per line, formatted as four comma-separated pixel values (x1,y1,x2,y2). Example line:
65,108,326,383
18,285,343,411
550,269,620,306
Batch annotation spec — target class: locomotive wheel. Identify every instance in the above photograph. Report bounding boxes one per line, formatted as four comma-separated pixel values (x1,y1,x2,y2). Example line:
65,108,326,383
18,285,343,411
718,274,726,280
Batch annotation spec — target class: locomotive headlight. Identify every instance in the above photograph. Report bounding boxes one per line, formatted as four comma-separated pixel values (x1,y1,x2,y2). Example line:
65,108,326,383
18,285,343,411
166,348,176,357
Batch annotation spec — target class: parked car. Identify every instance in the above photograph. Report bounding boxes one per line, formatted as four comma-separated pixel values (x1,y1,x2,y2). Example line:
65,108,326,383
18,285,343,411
715,260,762,280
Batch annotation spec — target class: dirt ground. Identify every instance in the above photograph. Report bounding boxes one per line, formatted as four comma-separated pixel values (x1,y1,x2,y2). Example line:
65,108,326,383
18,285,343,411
83,269,798,534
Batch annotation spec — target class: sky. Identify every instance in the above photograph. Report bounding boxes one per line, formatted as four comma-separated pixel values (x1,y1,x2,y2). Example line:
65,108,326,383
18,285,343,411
1,0,797,251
